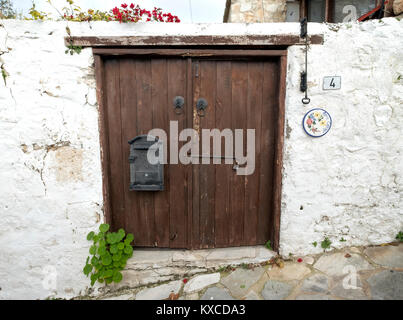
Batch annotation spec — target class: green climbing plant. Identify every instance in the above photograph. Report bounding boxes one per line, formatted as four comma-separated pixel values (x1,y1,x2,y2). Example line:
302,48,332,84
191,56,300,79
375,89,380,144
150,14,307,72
265,240,272,250
396,231,403,242
83,223,134,286
321,237,332,250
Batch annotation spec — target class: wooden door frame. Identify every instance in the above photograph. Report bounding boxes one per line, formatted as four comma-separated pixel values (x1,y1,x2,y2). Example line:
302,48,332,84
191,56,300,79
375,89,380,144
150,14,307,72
92,45,291,252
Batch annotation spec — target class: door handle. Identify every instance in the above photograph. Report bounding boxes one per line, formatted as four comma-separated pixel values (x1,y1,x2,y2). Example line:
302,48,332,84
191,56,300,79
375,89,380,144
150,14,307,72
173,96,184,115
196,98,208,117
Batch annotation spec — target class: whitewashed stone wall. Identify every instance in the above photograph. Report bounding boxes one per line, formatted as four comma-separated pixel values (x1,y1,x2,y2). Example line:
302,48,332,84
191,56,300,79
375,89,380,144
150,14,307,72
0,18,402,299
227,0,287,22
280,18,403,256
0,21,103,300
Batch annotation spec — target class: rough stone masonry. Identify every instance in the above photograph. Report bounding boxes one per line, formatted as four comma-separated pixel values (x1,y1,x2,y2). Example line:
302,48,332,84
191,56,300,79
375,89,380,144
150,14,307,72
0,18,402,299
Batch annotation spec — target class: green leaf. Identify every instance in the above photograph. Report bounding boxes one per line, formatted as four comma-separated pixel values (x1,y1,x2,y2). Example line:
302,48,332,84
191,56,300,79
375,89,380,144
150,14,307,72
98,246,107,256
113,261,120,268
99,224,110,233
125,233,134,244
101,253,112,266
91,256,99,266
112,253,122,262
89,245,97,255
87,231,95,241
90,273,98,286
124,245,133,255
113,271,123,283
117,242,124,250
106,233,114,244
83,264,92,276
105,277,113,284
110,244,118,254
104,270,113,278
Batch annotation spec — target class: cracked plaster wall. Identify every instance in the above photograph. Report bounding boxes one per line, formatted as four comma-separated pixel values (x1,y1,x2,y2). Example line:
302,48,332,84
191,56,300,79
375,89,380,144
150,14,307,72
0,19,402,299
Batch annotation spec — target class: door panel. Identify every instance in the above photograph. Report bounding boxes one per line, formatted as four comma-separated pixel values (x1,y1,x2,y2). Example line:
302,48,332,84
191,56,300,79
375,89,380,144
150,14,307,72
103,55,279,249
191,59,278,248
105,57,189,248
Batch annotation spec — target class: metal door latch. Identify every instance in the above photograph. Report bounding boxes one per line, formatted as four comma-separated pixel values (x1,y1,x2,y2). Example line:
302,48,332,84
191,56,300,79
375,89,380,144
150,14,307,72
196,98,208,117
173,96,184,115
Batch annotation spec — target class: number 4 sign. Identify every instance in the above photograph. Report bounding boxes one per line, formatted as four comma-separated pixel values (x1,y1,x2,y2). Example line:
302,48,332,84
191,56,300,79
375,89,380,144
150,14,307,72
323,76,341,90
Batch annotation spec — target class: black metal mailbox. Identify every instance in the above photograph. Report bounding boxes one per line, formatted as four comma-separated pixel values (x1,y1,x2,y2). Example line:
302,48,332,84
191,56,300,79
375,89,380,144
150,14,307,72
128,135,164,191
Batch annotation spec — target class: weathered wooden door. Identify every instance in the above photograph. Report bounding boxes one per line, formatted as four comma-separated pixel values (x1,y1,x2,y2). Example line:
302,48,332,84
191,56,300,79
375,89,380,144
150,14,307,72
99,52,283,250
190,59,278,249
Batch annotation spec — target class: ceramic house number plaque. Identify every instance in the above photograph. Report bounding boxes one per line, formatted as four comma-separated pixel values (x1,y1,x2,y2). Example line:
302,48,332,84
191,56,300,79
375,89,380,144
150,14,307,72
302,108,332,137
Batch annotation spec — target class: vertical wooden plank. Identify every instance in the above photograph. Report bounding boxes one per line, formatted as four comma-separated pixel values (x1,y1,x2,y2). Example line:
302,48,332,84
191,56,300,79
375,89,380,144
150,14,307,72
186,58,193,249
151,59,170,247
271,55,287,252
257,60,277,245
135,59,155,246
94,54,113,227
198,60,216,248
230,61,247,246
191,59,201,249
243,61,263,246
104,59,126,231
119,58,142,243
168,58,188,248
214,61,232,247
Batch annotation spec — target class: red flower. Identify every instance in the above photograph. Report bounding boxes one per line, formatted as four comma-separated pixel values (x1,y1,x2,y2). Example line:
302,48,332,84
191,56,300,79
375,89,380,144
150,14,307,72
121,3,128,9
183,278,188,284
130,3,135,9
297,258,303,263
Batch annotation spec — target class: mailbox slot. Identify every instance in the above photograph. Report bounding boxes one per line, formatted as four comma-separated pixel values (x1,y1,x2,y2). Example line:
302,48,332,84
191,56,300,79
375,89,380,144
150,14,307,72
128,135,164,191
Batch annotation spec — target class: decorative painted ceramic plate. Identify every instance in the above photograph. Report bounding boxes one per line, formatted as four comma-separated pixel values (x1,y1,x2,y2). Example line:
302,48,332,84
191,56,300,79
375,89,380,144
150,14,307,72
302,108,332,137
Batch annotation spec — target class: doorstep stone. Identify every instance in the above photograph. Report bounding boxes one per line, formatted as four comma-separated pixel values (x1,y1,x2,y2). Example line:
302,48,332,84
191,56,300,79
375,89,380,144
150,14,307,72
184,273,221,293
255,247,276,261
116,269,175,289
314,252,373,277
267,263,311,281
206,247,256,261
220,267,265,298
135,280,182,300
261,280,293,300
200,287,234,300
367,270,403,300
364,244,403,268
172,250,209,265
126,249,173,268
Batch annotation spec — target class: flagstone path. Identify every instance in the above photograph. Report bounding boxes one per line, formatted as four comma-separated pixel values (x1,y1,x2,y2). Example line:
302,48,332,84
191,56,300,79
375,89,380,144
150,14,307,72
96,243,403,300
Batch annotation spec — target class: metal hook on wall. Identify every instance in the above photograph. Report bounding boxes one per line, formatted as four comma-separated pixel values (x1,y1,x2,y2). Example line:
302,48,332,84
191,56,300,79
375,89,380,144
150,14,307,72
300,17,310,105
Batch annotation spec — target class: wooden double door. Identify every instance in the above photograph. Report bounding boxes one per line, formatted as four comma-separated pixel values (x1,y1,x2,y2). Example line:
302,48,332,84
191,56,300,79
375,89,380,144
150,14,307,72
99,51,284,250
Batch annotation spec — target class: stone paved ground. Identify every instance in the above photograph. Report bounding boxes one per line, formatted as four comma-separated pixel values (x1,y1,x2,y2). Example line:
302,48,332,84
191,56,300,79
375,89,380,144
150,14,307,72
96,243,403,300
